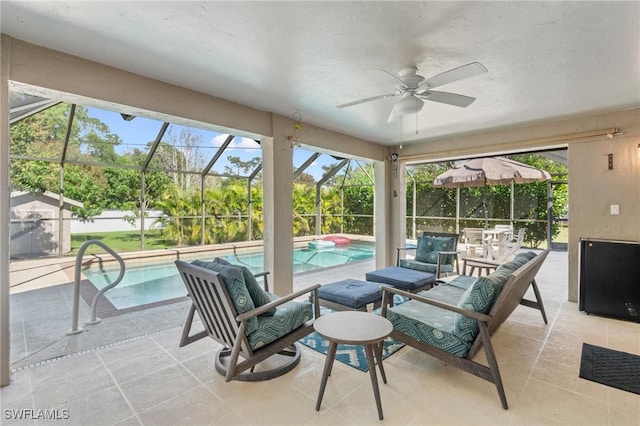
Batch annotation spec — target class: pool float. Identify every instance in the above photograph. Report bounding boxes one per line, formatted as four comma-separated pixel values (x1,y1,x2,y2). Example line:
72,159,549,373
308,240,336,250
322,235,351,245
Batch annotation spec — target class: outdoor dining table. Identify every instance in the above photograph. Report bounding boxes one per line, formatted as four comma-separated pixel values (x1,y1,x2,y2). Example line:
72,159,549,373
482,228,511,260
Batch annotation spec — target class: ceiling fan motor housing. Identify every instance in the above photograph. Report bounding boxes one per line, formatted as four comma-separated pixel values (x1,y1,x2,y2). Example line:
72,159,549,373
398,66,424,88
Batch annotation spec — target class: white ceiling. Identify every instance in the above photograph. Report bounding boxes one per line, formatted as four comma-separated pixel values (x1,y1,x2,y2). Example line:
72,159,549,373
2,1,639,147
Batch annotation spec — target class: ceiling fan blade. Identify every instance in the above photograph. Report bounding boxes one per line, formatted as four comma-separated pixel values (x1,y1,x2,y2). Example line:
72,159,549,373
380,69,407,85
421,62,488,89
336,93,397,109
387,107,402,123
418,90,476,107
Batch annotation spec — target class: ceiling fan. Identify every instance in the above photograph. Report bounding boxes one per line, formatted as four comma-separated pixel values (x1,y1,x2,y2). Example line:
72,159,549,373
336,62,488,122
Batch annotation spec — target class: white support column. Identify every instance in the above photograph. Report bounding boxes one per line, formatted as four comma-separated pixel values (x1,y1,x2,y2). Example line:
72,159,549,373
391,161,404,265
374,157,404,268
261,119,294,296
1,35,11,387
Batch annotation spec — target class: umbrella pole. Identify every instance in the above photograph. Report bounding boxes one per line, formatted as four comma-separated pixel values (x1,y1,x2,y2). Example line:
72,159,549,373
483,187,489,228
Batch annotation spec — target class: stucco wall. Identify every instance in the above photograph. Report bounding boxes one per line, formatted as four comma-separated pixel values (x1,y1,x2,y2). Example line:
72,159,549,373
568,111,640,301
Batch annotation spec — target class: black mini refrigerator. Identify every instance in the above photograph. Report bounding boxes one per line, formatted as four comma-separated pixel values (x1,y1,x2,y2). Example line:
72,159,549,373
579,238,640,322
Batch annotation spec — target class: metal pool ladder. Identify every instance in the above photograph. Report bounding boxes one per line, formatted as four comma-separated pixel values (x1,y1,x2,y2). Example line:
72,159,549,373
67,240,126,335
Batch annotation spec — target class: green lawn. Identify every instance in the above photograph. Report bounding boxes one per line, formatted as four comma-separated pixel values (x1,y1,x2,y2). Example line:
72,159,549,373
70,230,173,256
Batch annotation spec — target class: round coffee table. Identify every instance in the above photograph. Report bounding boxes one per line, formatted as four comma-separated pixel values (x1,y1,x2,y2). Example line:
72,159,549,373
313,311,393,420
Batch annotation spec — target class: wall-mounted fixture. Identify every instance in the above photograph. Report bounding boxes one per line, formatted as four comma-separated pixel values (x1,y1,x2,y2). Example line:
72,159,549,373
608,153,613,170
288,111,302,148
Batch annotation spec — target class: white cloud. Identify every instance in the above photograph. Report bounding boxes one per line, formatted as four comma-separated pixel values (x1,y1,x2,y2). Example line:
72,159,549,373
210,134,230,147
231,137,260,148
210,134,259,150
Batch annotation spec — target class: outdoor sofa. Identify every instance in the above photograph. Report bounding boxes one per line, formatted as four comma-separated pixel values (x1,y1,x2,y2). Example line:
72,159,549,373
381,249,550,409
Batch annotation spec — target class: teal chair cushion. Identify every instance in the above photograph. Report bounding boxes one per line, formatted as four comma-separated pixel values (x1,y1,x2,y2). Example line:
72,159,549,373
191,260,259,334
399,259,454,274
415,236,456,264
248,295,313,350
445,274,476,291
453,277,499,343
499,252,536,272
484,268,512,292
387,298,471,357
210,258,276,316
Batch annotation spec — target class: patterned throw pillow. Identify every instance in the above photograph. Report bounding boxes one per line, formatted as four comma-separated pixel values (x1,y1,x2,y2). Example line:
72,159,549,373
239,266,276,316
415,236,455,264
452,276,499,343
190,260,258,334
210,258,276,316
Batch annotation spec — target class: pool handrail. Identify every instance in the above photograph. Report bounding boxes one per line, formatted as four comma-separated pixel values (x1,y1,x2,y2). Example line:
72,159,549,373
67,240,126,335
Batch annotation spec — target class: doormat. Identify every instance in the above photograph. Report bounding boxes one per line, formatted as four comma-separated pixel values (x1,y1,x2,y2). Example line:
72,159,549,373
299,304,406,373
579,343,640,395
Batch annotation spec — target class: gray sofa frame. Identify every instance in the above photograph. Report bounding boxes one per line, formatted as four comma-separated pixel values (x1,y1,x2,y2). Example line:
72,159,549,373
381,249,550,409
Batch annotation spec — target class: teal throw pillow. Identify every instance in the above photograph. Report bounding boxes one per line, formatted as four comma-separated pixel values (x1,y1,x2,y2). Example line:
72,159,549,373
453,276,499,343
211,258,275,316
415,236,456,264
190,260,258,335
239,266,276,316
485,267,512,291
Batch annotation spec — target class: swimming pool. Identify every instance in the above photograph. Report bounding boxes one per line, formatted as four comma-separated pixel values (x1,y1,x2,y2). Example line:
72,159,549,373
83,241,375,310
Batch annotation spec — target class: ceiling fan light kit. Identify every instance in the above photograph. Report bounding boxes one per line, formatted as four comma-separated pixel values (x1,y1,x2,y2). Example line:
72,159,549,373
394,95,424,114
337,62,488,122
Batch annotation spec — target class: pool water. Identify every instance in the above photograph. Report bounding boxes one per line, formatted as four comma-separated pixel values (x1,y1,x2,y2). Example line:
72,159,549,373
83,241,374,310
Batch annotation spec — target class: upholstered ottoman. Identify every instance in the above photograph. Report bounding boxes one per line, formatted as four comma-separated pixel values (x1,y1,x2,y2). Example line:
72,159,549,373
316,279,383,311
365,266,436,292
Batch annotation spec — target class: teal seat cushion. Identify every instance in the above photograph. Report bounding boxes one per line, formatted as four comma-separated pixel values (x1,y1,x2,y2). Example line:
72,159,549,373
453,277,499,343
399,259,454,274
414,236,456,264
445,274,476,291
248,297,313,350
387,300,471,357
419,285,466,305
210,258,276,316
190,260,259,335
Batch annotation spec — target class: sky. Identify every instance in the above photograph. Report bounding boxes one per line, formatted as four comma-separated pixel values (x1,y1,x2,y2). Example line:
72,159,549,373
87,107,345,180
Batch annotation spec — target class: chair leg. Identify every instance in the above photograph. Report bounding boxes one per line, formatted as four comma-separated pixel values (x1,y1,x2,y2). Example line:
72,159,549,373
478,323,508,410
179,303,208,347
519,279,548,324
530,279,548,324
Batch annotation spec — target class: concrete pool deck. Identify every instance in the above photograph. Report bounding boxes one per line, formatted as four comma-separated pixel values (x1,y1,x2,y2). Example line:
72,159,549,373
8,247,379,370
6,249,640,425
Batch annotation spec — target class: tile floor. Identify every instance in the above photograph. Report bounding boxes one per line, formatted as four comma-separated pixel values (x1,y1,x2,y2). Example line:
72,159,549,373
2,250,640,425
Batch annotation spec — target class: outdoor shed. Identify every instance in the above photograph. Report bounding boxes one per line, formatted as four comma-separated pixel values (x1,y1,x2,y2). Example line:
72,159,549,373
10,191,83,257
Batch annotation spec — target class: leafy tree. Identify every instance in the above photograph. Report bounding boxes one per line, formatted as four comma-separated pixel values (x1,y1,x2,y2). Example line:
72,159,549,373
153,128,205,190
342,165,374,235
153,187,201,246
406,154,567,248
224,156,261,176
294,171,315,184
292,182,314,236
